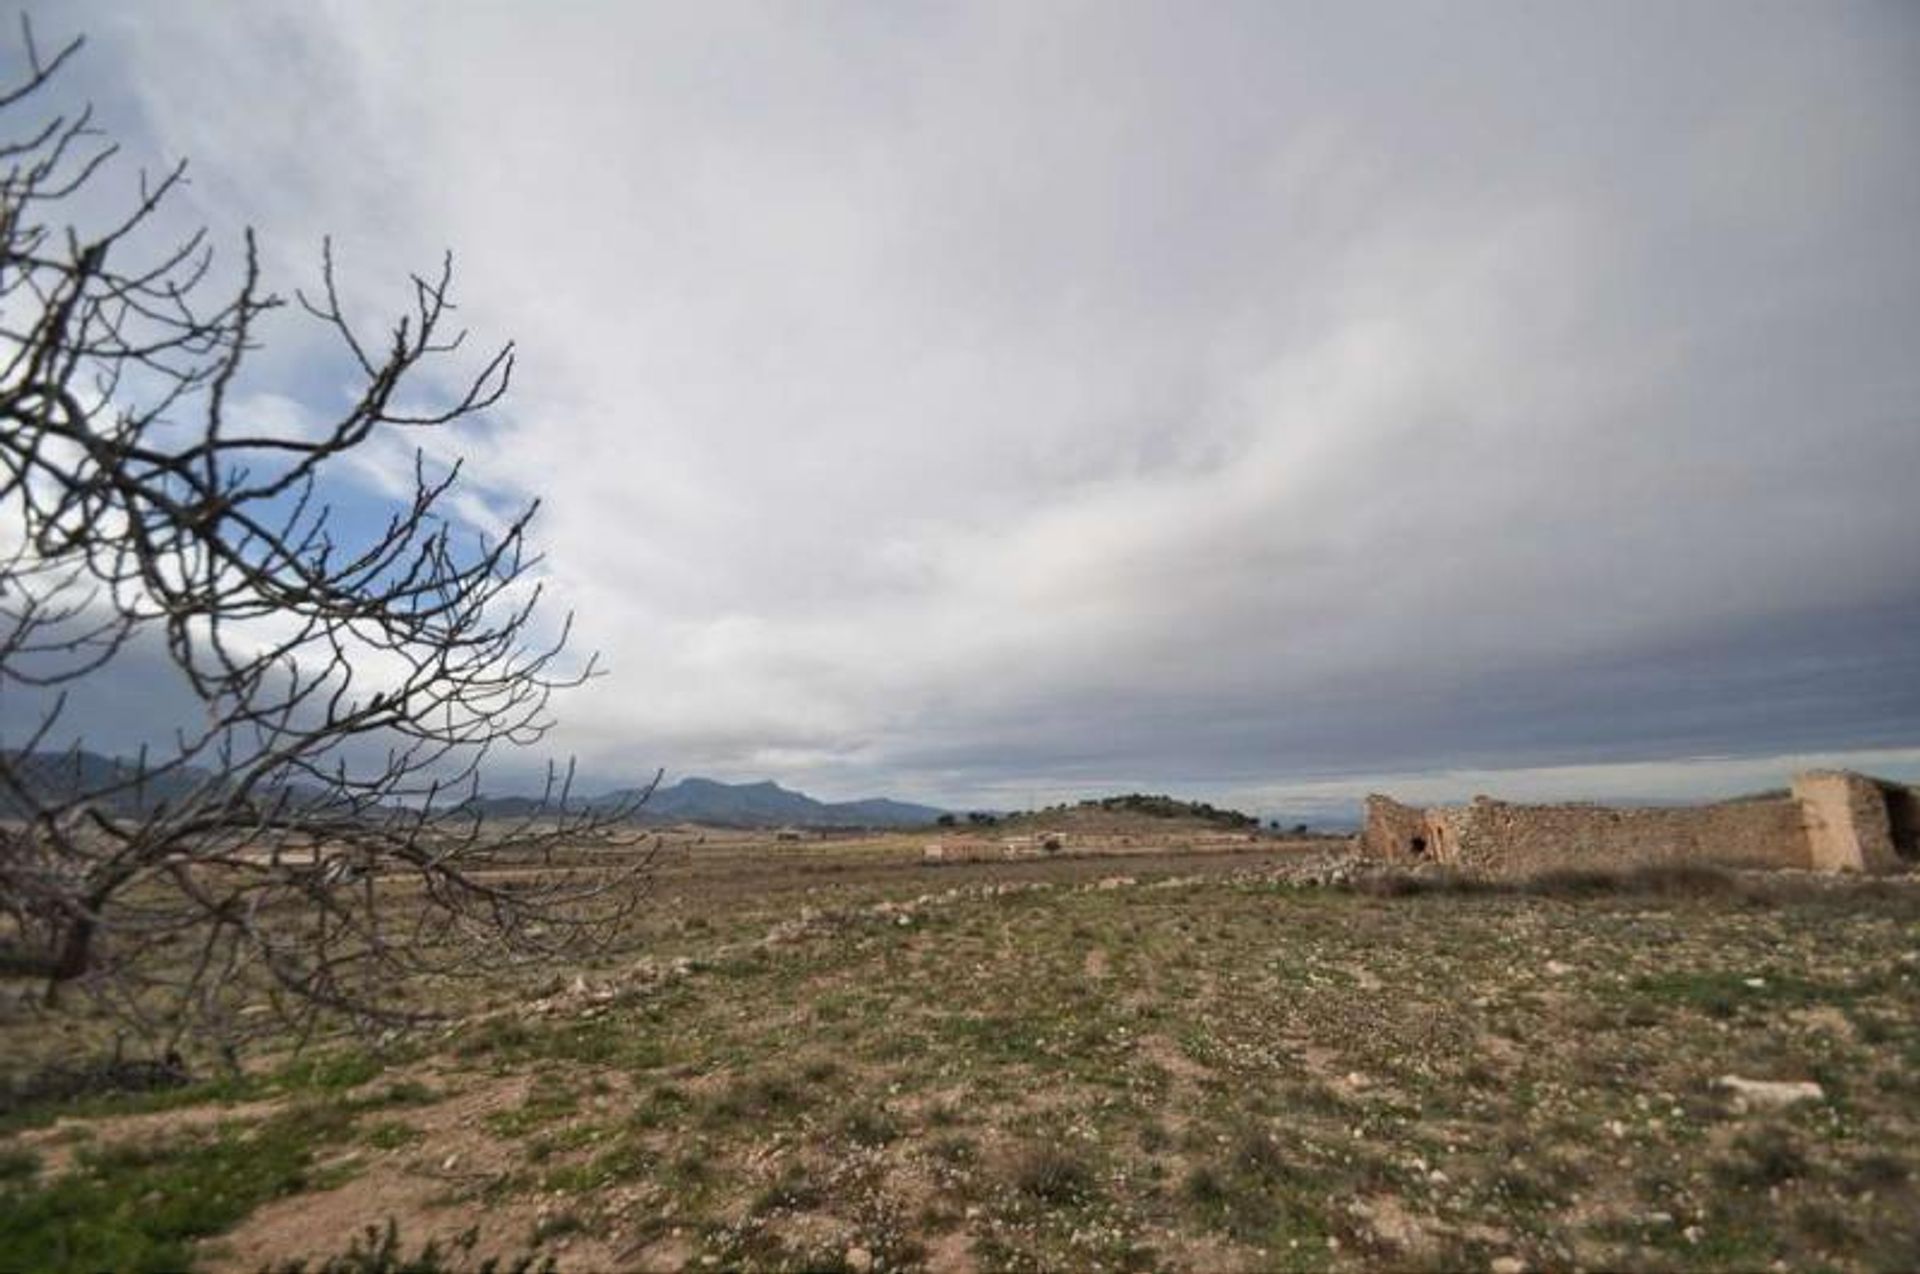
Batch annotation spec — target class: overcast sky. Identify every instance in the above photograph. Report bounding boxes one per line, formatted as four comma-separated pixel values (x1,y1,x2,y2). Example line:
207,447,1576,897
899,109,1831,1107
22,1,1920,816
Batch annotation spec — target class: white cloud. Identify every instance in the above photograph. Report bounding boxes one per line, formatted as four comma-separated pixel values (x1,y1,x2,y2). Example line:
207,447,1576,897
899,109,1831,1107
36,0,1920,804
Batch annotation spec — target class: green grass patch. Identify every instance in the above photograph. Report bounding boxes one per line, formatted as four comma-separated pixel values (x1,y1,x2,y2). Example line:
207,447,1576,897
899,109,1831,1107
704,1072,808,1127
0,1102,360,1273
362,1120,423,1151
485,1076,581,1138
0,1144,42,1182
274,1051,384,1094
1179,1128,1338,1251
1624,970,1862,1018
0,1071,264,1138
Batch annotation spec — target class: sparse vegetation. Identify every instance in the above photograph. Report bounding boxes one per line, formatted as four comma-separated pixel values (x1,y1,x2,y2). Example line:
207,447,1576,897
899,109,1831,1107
1089,793,1259,827
0,9,1907,1274
1011,1143,1098,1205
265,1221,554,1274
1,827,1916,1270
1012,793,1260,829
0,1102,358,1272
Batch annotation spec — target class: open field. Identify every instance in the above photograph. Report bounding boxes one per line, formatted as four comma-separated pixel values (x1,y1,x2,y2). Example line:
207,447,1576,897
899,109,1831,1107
2,831,1918,1272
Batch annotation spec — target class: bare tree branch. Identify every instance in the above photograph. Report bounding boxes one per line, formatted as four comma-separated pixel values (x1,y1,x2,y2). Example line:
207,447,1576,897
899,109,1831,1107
0,31,653,1059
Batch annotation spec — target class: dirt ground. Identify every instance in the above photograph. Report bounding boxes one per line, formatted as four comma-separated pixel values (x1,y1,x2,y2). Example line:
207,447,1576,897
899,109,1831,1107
3,829,1917,1272
610,828,1318,899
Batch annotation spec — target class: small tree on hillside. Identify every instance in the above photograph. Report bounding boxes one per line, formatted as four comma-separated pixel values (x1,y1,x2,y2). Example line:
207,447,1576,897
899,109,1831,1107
0,25,652,1058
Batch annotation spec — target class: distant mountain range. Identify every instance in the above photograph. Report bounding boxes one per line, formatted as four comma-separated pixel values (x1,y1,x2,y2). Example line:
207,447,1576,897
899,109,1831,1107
1,751,947,829
475,776,947,829
0,749,224,818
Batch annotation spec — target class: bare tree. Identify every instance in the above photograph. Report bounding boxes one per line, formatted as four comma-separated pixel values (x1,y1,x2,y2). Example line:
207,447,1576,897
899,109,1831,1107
0,24,653,1059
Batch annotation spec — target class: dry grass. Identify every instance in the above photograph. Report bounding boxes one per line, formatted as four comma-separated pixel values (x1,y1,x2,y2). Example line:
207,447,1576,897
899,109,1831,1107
2,844,1917,1271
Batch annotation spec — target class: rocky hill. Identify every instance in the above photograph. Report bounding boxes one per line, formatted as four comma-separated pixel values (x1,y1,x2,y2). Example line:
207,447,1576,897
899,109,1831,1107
991,793,1261,834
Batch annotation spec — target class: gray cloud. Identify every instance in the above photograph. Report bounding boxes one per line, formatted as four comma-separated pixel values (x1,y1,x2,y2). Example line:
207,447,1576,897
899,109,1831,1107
26,1,1920,811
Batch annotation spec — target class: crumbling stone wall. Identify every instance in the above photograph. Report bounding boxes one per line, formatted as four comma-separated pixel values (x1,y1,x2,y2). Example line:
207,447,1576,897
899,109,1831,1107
1360,769,1917,876
1361,795,1470,864
1426,796,1809,875
1793,770,1908,872
1361,795,1431,861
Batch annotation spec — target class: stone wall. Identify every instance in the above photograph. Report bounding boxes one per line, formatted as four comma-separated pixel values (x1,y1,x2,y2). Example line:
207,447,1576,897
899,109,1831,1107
1427,796,1810,875
1792,770,1909,872
1361,795,1431,862
1359,769,1919,877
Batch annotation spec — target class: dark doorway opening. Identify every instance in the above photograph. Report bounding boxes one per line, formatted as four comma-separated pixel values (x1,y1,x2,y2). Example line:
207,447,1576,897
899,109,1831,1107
1409,835,1427,857
1880,782,1919,862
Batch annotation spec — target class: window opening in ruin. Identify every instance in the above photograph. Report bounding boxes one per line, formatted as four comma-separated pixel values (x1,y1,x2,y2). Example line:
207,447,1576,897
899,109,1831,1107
1409,835,1427,856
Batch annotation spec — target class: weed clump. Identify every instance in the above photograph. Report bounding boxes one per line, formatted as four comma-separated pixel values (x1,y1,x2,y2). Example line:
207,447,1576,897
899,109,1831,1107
837,1104,902,1147
1231,1130,1290,1180
0,1144,40,1182
1012,1144,1097,1204
1351,870,1497,898
706,1072,806,1126
751,1164,826,1215
265,1219,555,1273
1716,1125,1811,1189
1181,1163,1227,1206
1523,863,1738,898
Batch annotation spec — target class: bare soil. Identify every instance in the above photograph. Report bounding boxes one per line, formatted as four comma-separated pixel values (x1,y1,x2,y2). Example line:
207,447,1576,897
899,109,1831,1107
3,829,1916,1273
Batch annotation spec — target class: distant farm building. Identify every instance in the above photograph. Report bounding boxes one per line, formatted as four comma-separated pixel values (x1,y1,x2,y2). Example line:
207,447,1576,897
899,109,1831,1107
1361,770,1918,875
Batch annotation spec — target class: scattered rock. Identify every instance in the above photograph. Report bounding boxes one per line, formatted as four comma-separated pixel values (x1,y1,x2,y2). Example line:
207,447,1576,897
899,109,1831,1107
1714,1075,1824,1109
1490,1257,1527,1274
1544,960,1573,977
845,1245,875,1273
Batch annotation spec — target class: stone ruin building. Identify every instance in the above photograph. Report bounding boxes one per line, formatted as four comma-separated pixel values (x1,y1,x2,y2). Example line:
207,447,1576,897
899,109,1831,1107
1361,769,1918,876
